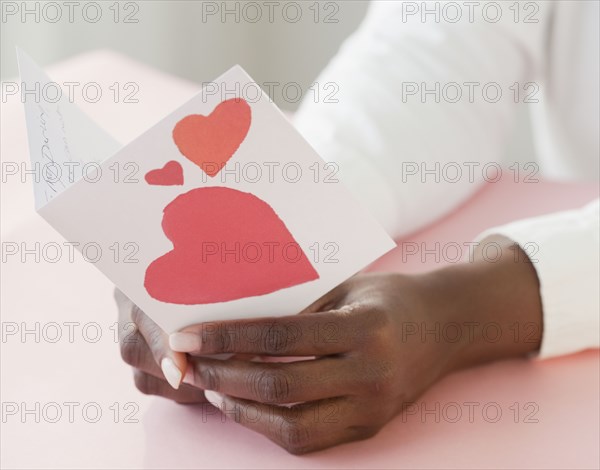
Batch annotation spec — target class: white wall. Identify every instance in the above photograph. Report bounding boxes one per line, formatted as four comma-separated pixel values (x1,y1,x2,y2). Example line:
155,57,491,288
1,0,533,159
1,1,369,110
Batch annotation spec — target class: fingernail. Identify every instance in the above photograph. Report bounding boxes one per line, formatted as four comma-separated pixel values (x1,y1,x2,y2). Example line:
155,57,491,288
169,332,199,352
183,364,195,385
204,390,224,410
161,357,182,390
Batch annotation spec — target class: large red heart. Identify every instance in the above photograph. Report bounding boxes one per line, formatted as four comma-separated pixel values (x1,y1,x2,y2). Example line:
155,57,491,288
172,98,251,177
144,187,319,305
144,160,183,186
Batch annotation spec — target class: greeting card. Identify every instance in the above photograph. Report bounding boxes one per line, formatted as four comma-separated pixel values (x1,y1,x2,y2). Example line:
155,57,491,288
18,49,396,333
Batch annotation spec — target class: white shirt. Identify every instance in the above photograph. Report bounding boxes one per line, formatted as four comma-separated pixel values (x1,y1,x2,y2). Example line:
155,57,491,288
294,0,599,359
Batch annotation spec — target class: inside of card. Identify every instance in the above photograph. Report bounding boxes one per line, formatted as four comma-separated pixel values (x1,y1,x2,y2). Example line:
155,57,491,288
17,48,121,210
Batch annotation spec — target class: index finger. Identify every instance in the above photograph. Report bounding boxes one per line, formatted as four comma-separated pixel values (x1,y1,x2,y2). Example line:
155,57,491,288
169,306,366,357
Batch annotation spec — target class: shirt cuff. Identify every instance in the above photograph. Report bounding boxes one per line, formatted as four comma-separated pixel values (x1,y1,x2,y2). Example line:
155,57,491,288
474,199,600,359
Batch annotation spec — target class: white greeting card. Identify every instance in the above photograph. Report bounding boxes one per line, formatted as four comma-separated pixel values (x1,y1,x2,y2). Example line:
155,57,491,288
18,49,396,333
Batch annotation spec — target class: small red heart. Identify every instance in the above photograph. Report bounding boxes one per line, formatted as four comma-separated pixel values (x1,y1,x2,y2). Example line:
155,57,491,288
145,161,184,186
144,187,319,305
172,98,251,177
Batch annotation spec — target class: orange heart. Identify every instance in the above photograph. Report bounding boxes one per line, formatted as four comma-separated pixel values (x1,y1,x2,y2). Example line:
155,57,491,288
172,98,251,177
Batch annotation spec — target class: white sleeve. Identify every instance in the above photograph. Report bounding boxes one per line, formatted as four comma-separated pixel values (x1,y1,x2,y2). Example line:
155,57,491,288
294,1,551,238
476,199,600,358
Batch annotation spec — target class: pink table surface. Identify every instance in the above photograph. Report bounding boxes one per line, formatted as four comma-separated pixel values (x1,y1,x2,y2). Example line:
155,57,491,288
1,51,598,469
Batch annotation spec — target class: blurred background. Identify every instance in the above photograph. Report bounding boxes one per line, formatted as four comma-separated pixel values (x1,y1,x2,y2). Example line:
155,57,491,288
1,0,533,157
2,1,369,111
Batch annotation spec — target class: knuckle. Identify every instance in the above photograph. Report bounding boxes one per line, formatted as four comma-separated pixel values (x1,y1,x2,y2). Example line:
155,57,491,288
249,369,293,403
120,336,142,366
204,324,234,353
361,361,396,397
198,364,220,391
130,304,144,324
367,307,392,332
279,420,312,455
229,401,245,424
145,325,164,352
133,371,158,396
355,307,393,346
353,425,380,441
261,323,293,354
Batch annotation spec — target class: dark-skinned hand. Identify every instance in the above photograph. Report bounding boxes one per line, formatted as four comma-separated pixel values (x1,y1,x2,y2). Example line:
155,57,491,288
116,239,542,454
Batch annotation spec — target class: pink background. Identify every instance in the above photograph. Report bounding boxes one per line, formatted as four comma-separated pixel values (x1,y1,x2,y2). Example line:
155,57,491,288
1,51,598,469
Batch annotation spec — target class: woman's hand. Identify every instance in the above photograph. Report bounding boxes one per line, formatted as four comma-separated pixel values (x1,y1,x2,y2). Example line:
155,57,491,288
115,288,206,403
116,240,542,453
169,271,460,454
